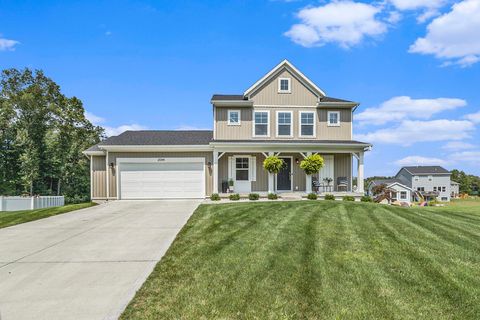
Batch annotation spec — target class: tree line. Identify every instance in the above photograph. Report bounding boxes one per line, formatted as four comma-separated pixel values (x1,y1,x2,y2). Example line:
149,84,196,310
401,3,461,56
0,68,104,203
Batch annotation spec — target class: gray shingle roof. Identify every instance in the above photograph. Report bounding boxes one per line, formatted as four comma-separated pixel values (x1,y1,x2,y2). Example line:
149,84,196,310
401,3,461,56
85,144,103,152
212,139,370,145
99,130,213,146
402,166,450,175
370,178,405,186
320,96,355,103
211,94,246,101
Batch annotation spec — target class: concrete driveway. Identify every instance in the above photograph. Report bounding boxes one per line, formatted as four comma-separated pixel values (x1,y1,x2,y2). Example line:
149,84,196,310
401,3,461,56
0,200,201,320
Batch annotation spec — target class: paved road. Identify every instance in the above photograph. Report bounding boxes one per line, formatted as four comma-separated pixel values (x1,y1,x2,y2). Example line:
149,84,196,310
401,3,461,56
0,200,201,320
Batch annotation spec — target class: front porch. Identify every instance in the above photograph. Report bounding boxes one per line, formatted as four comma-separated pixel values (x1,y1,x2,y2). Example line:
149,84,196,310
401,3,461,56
211,143,367,195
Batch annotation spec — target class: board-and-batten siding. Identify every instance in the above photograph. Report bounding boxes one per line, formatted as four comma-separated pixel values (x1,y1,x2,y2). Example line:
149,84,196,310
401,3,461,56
218,153,352,192
215,108,352,140
91,152,213,199
92,156,107,198
250,69,318,106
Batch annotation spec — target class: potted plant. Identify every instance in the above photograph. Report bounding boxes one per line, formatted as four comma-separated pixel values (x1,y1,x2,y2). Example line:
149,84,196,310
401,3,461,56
263,156,285,193
300,154,324,175
228,178,234,193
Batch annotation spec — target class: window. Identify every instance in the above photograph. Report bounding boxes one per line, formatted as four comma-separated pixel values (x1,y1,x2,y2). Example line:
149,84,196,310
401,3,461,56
428,175,433,181
277,111,292,136
417,187,425,192
228,110,240,125
300,112,315,137
327,111,340,126
441,197,448,201
414,176,419,181
442,186,446,192
235,157,249,181
400,191,407,200
433,187,437,191
254,111,269,136
278,78,291,93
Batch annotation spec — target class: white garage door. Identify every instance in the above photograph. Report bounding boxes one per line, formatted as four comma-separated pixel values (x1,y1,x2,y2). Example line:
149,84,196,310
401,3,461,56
119,160,205,199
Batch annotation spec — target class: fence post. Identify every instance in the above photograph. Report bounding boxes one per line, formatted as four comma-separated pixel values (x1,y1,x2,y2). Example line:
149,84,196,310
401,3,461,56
31,197,35,210
0,196,4,211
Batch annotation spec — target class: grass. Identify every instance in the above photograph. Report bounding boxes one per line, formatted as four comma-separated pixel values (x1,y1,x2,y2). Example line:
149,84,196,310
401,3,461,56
0,202,97,229
121,201,480,320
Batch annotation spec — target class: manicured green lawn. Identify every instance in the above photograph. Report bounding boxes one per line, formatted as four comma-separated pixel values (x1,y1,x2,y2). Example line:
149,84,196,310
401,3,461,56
122,201,480,320
0,202,97,229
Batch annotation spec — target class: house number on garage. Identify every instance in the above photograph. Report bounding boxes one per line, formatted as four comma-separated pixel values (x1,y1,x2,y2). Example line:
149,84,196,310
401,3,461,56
157,158,166,162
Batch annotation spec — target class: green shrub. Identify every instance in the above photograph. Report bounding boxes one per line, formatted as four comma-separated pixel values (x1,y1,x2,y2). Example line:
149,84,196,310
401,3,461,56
268,193,278,200
263,156,285,174
210,193,221,201
428,199,438,206
324,194,335,200
343,196,355,201
229,193,240,201
300,154,324,175
361,196,373,202
249,193,259,200
307,193,318,200
65,195,90,204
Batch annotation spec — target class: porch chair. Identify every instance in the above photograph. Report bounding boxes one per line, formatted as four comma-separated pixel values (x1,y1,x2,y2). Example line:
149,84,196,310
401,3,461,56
337,177,348,192
312,177,322,193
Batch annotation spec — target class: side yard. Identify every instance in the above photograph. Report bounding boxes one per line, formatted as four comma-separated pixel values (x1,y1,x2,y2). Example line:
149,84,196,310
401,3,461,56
0,202,97,229
121,201,480,320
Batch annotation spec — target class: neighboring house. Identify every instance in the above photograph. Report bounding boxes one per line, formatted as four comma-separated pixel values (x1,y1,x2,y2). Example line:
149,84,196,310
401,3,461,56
83,60,372,200
396,166,452,202
367,179,413,204
450,181,460,198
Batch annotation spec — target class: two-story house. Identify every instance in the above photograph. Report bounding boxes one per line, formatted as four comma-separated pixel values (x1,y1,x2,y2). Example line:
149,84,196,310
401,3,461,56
83,60,372,200
396,166,453,202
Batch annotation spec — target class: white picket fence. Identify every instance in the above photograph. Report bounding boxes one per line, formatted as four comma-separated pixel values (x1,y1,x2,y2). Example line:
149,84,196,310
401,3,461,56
0,196,65,212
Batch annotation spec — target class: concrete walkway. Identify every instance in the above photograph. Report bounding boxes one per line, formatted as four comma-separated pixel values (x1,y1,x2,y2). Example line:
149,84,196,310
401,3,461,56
0,200,201,320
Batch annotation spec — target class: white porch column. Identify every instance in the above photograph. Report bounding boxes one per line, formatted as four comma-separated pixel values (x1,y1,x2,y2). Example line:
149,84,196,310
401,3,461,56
305,152,312,193
213,150,219,193
267,152,274,193
357,151,365,194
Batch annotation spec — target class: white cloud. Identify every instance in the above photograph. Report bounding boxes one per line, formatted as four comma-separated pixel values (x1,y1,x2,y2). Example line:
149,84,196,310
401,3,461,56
395,155,448,166
409,0,480,67
386,11,402,24
0,37,19,51
85,111,105,125
175,125,211,131
355,119,475,145
451,151,480,165
284,1,387,48
105,31,112,36
465,111,480,123
104,124,148,137
390,0,445,22
356,96,466,125
442,141,476,151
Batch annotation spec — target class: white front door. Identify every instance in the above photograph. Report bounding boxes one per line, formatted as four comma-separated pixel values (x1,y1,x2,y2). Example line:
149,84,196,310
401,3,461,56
234,157,251,193
119,160,205,199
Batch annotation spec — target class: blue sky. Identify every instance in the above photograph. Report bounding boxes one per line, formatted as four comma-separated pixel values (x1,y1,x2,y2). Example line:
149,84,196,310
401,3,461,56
1,0,479,176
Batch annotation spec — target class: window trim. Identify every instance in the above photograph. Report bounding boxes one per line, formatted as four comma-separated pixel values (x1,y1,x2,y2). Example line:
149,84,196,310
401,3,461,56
276,110,293,138
400,191,407,200
278,77,291,93
227,109,241,126
252,110,270,137
327,111,340,127
234,156,249,181
299,111,316,138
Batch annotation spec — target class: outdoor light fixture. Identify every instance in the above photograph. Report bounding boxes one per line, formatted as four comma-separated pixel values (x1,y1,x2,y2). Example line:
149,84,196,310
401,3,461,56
295,158,299,164
207,161,212,169
109,162,114,169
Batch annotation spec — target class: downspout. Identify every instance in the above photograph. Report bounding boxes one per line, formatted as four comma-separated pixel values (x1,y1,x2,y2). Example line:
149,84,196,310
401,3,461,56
106,151,110,201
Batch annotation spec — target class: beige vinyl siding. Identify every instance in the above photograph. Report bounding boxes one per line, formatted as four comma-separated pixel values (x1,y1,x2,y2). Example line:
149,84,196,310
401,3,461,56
215,108,252,140
215,107,352,141
92,156,106,199
333,153,352,190
95,152,213,198
250,69,318,106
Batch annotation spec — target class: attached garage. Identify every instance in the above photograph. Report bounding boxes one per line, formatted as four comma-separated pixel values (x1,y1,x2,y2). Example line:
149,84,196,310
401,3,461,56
117,158,205,199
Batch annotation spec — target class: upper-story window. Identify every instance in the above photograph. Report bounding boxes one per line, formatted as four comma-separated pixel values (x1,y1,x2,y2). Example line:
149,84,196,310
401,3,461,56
254,111,269,137
228,110,240,125
276,111,292,137
327,111,340,126
278,78,291,93
300,111,315,137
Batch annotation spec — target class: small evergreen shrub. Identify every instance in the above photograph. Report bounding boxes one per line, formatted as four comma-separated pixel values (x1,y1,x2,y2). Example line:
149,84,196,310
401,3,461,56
307,193,318,200
324,194,335,200
249,193,259,200
268,193,278,200
210,193,221,201
361,196,373,202
343,196,355,201
229,193,240,201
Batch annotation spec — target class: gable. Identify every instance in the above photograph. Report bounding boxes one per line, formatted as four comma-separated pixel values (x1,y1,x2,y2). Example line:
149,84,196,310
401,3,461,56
249,68,320,106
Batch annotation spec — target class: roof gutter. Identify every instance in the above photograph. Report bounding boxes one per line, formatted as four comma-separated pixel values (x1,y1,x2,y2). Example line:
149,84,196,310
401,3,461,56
210,100,254,107
98,145,214,152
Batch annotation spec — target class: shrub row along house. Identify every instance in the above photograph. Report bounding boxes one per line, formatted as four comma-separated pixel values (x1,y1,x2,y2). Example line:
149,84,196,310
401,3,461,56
83,60,372,200
368,166,459,204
